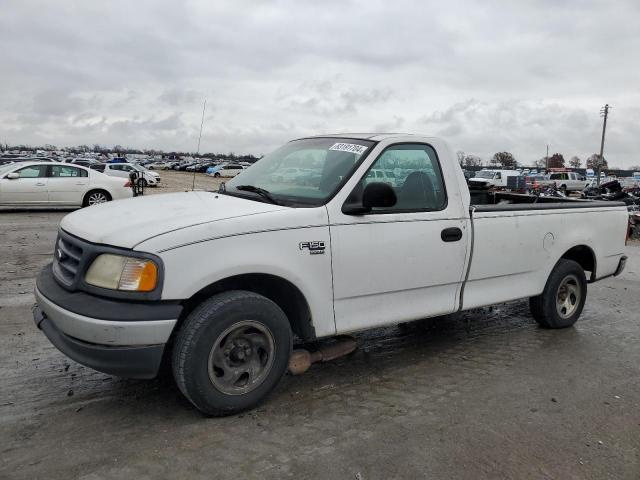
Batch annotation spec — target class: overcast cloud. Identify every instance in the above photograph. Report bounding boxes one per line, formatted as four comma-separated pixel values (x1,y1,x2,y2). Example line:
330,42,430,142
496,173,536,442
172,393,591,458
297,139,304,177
1,0,639,165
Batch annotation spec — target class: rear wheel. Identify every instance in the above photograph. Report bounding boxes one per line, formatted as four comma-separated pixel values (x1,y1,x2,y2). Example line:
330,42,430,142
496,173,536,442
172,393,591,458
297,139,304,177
529,259,587,328
82,189,111,207
172,291,292,416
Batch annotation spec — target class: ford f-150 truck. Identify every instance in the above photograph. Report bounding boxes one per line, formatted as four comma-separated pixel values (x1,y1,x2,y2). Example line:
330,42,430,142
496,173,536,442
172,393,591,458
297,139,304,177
33,134,629,416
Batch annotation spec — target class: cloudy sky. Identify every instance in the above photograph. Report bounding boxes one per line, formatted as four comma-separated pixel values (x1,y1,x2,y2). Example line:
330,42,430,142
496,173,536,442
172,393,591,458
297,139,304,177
1,0,639,166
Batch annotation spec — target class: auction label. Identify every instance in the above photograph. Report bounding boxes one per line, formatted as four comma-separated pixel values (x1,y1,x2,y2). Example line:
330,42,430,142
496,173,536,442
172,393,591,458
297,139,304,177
329,143,368,155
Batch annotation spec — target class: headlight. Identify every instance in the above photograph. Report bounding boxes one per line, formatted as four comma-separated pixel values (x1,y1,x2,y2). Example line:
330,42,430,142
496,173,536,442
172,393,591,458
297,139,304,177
85,254,158,292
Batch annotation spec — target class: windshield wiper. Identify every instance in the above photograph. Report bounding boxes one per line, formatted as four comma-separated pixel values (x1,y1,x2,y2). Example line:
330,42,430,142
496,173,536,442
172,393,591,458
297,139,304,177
234,185,280,205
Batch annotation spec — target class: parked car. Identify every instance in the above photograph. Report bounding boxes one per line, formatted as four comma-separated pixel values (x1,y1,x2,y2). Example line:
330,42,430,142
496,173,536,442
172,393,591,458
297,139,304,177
33,134,628,416
101,163,160,187
0,162,132,207
188,162,216,173
206,164,244,177
269,167,305,182
364,168,396,186
175,162,197,171
548,171,590,192
147,161,172,170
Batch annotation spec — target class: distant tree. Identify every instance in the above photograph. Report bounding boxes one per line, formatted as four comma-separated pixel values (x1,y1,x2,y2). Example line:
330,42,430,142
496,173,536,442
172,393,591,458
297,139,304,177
569,156,581,168
629,165,640,171
464,154,482,167
586,154,608,169
547,153,565,168
490,152,517,168
456,151,466,166
533,158,546,169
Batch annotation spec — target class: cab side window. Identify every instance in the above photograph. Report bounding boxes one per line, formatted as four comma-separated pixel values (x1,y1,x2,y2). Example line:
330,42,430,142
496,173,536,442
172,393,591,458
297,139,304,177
359,144,447,212
51,165,87,177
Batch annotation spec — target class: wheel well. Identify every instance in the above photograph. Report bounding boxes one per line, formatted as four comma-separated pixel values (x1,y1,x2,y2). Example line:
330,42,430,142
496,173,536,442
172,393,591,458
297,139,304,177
561,245,596,281
83,189,111,204
180,274,316,341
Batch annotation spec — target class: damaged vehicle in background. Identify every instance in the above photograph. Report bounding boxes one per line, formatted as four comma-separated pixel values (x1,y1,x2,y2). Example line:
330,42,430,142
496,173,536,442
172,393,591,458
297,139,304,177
32,134,629,416
0,162,132,207
101,163,161,187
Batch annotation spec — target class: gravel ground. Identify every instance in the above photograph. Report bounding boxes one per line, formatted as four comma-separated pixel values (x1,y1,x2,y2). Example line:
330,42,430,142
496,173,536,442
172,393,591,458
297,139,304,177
145,170,224,194
1,196,639,479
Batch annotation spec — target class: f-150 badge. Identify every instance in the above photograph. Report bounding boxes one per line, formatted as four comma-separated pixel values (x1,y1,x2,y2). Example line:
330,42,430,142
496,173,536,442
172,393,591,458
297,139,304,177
299,241,325,255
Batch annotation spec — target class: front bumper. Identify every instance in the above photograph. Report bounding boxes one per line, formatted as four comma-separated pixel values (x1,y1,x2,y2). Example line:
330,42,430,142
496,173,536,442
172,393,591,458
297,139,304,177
33,306,166,378
34,265,181,378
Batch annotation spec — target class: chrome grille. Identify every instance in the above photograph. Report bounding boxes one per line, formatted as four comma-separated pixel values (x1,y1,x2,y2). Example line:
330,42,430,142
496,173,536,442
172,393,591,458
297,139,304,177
52,234,84,287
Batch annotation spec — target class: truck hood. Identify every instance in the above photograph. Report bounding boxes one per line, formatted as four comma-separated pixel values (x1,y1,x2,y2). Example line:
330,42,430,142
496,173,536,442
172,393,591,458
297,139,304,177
60,191,287,249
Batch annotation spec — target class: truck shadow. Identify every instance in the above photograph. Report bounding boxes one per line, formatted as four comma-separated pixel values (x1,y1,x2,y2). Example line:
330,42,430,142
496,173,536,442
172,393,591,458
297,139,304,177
56,300,554,417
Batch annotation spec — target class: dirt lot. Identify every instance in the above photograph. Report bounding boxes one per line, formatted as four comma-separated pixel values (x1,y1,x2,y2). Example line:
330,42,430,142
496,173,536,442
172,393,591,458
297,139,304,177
145,169,225,194
1,185,639,479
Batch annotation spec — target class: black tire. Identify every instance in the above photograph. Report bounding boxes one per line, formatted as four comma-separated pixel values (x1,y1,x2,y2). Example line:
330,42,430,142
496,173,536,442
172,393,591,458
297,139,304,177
214,172,220,177
529,259,587,328
82,189,112,207
172,291,292,416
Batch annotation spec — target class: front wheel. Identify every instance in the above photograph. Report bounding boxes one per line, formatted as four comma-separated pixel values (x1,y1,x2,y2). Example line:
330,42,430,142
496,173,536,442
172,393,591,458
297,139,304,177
214,172,220,177
529,259,587,328
172,291,292,416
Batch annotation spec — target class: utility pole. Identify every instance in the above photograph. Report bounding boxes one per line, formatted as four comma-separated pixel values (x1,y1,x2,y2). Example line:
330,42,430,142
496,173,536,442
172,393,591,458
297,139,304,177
596,104,610,186
191,98,207,191
545,144,549,171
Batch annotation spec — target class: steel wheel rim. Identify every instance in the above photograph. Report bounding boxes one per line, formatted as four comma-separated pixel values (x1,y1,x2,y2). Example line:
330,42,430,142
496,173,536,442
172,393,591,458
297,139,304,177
207,320,275,395
556,274,581,319
88,192,108,205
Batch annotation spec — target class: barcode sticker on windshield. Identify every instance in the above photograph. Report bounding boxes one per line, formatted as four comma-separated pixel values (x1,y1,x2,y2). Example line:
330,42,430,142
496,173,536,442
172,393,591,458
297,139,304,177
329,143,368,155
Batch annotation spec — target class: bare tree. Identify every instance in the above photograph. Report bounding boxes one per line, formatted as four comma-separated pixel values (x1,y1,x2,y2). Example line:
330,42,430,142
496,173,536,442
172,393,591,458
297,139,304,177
456,151,466,166
586,153,608,169
569,156,581,168
533,158,546,169
464,155,482,167
548,153,565,168
491,152,517,168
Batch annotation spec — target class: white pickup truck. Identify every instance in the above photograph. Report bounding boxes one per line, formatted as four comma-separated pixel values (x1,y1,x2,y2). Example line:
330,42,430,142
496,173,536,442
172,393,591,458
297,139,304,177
33,134,629,416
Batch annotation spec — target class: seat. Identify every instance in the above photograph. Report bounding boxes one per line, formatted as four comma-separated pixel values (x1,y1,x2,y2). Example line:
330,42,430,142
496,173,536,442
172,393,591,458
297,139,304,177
397,171,436,209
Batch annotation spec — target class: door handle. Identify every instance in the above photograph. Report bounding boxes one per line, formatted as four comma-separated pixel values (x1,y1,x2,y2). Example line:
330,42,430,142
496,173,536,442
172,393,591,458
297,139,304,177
441,227,463,242
36,183,46,186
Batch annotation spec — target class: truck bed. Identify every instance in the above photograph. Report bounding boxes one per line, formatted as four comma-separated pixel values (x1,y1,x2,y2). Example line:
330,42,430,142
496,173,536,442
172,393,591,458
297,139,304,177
470,191,626,211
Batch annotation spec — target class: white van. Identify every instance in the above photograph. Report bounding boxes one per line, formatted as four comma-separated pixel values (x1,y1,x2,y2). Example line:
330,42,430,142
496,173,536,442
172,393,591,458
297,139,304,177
468,169,520,188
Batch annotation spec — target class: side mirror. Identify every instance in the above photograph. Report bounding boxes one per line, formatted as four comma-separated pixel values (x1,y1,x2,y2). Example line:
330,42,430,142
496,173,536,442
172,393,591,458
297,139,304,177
6,172,19,180
342,182,397,215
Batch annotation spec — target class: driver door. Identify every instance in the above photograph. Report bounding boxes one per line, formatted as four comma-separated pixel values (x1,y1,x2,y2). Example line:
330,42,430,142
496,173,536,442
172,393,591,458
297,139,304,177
327,143,469,333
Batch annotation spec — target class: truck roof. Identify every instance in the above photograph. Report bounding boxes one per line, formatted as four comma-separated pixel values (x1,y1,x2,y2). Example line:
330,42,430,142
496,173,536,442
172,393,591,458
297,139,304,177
302,133,433,141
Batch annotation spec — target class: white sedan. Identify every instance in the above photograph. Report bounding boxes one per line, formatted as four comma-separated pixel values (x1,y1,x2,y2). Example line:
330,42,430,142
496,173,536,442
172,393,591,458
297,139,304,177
101,163,160,187
0,162,133,207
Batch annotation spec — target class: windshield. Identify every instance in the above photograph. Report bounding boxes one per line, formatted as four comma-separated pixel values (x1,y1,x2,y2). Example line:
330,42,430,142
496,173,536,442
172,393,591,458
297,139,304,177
224,137,374,206
475,171,495,179
0,163,17,176
132,165,146,172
